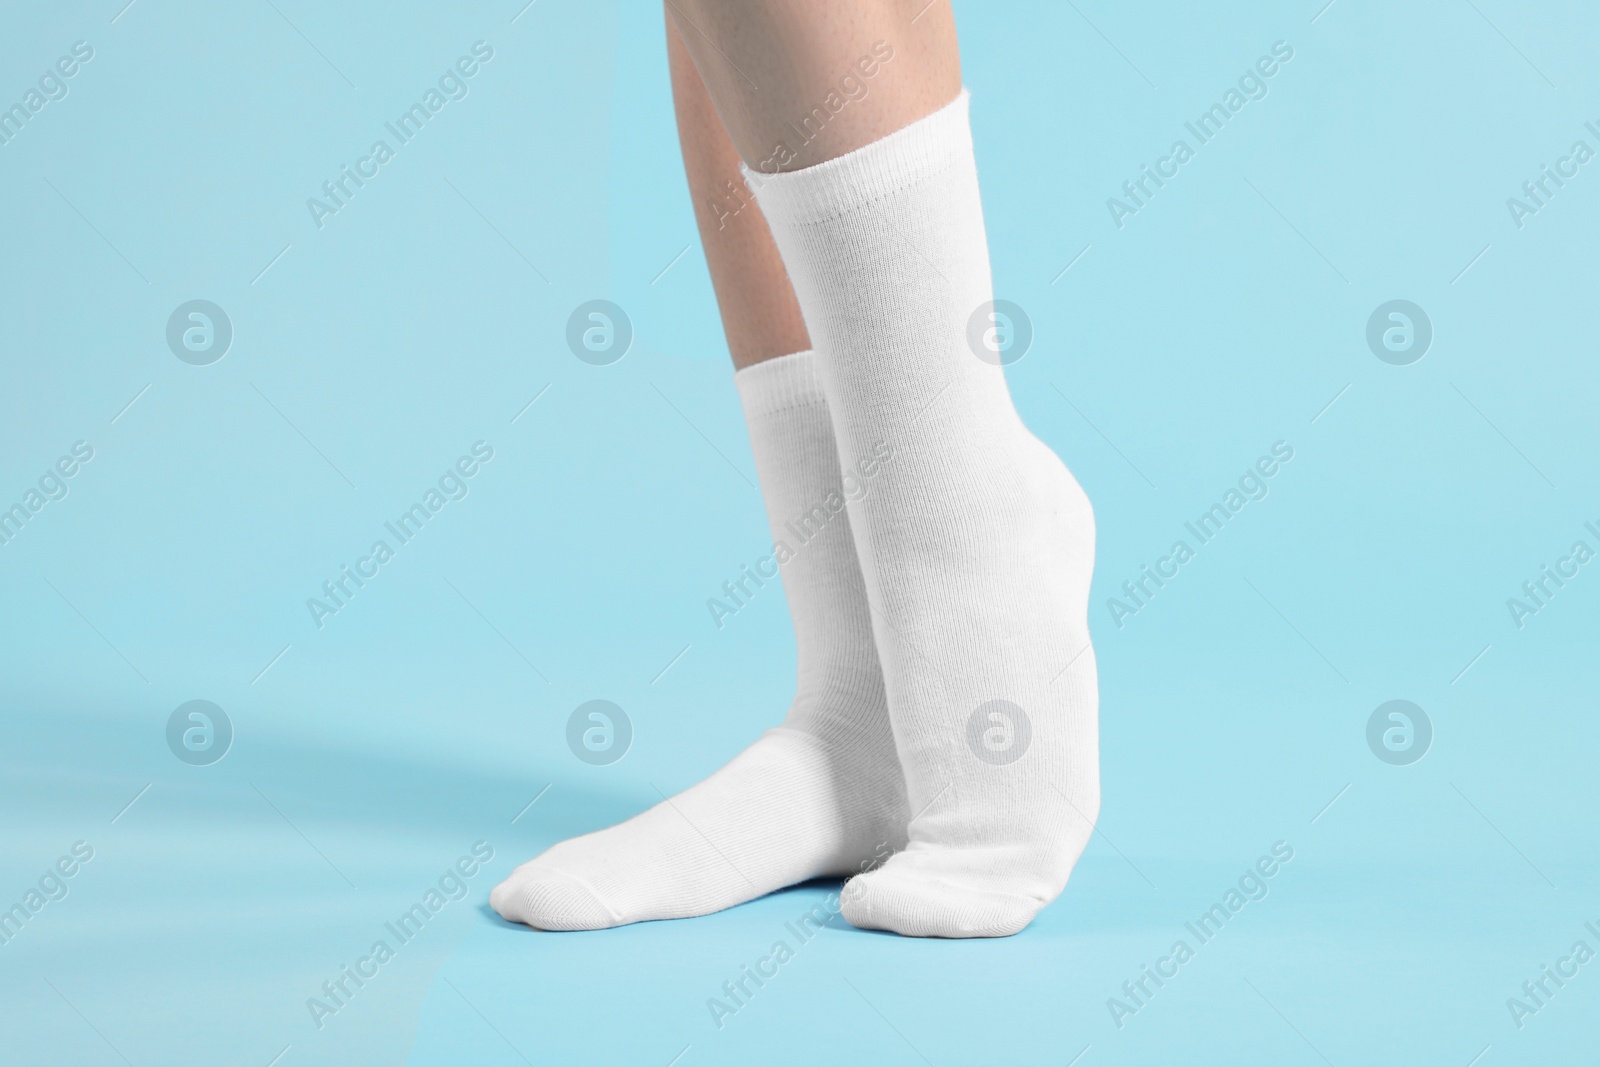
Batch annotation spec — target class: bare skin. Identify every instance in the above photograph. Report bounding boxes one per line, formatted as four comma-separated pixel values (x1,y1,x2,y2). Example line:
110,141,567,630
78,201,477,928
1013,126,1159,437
665,0,962,368
667,20,809,370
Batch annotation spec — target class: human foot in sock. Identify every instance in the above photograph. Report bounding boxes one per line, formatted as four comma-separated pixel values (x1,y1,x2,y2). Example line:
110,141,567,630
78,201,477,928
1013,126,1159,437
490,352,908,930
750,91,1101,938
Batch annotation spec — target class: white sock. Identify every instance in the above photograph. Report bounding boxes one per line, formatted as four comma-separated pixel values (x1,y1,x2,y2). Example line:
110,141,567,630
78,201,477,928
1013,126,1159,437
490,351,908,929
748,90,1100,937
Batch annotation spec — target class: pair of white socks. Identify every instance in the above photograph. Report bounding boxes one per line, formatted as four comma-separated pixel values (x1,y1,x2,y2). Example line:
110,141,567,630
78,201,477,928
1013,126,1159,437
491,90,1098,938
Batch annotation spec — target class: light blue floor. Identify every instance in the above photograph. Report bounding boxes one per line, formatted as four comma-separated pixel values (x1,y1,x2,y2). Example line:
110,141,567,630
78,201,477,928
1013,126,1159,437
3,2,1598,1064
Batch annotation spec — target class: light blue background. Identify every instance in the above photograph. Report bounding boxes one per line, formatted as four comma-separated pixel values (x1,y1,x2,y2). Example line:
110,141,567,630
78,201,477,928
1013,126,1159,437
3,1,1597,1064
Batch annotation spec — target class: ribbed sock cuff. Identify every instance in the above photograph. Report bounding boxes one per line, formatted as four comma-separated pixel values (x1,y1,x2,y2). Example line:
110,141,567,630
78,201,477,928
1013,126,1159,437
734,349,825,418
742,88,971,224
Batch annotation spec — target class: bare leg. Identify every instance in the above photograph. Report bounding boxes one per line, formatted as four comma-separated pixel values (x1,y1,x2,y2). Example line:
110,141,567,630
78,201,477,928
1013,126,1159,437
665,0,961,171
667,20,809,369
